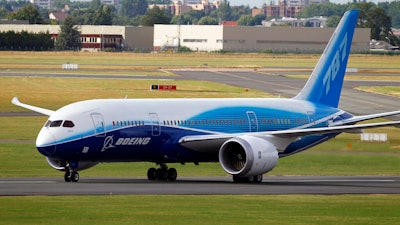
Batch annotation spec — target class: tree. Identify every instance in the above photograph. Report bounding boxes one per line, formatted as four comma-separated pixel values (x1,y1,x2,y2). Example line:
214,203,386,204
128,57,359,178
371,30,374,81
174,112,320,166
92,5,113,25
230,5,251,21
325,15,341,27
385,1,400,28
237,15,255,26
55,16,81,50
299,2,347,18
217,0,232,21
121,0,147,18
254,13,266,25
171,14,192,25
8,4,43,24
198,16,218,25
141,6,171,26
355,2,392,40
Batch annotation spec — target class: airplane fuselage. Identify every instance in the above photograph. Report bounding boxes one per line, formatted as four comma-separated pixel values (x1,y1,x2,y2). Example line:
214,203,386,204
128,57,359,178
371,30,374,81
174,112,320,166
36,98,351,163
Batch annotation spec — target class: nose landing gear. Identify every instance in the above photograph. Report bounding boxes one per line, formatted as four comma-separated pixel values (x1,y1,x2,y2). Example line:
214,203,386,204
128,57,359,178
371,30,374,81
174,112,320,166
64,170,79,182
63,161,79,182
147,163,177,181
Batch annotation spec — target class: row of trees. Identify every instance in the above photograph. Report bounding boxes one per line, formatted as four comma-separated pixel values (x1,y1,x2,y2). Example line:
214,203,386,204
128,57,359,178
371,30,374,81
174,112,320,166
300,2,400,46
0,30,54,50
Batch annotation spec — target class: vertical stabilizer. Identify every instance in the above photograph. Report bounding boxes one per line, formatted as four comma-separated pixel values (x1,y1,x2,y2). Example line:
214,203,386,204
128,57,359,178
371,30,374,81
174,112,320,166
294,10,359,107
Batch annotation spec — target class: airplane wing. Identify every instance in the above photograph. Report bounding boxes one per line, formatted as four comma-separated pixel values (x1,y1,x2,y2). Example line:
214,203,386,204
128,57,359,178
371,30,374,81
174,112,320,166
11,97,55,116
331,110,400,126
179,120,400,153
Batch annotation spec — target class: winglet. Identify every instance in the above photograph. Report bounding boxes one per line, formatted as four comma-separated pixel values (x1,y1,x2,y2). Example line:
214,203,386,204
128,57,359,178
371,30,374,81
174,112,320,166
11,97,55,116
294,10,359,107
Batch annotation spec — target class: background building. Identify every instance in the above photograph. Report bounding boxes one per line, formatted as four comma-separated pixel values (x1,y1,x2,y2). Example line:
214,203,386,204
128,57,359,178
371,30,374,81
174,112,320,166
154,24,370,53
0,23,370,53
0,24,153,51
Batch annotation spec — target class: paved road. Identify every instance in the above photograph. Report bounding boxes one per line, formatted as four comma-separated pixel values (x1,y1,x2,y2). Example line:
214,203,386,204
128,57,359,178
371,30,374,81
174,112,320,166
1,176,400,195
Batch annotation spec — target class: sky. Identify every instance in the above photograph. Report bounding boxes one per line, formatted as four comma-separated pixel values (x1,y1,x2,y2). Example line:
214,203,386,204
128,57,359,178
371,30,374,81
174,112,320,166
227,0,395,7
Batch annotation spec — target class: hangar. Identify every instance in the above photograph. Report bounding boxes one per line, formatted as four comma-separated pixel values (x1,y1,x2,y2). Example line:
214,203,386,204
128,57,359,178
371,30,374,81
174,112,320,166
154,25,370,53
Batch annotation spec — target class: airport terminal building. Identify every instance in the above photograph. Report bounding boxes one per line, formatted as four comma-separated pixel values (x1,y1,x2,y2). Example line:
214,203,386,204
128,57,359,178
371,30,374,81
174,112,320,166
0,24,370,53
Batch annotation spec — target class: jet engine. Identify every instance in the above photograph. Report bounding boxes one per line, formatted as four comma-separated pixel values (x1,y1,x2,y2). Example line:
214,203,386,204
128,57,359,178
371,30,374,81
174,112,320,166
46,157,98,171
219,135,278,177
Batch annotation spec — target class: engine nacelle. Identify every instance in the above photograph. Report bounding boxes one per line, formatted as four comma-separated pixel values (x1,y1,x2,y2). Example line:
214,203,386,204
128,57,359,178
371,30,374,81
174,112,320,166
219,135,278,177
46,157,98,171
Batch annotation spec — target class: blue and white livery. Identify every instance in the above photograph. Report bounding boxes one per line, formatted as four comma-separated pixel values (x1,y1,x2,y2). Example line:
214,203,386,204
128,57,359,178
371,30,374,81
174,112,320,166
12,10,400,183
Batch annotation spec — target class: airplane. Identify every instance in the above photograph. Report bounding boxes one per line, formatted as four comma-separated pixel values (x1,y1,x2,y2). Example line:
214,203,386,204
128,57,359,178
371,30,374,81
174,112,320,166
12,9,400,183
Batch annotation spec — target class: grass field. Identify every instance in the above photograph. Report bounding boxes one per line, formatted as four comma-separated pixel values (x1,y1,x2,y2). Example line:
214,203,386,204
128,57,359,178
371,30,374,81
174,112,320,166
1,195,400,225
1,51,400,70
1,51,400,225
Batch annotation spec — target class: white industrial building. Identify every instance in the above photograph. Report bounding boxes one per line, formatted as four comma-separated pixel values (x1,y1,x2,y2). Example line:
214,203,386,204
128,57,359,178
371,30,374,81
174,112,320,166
154,24,371,53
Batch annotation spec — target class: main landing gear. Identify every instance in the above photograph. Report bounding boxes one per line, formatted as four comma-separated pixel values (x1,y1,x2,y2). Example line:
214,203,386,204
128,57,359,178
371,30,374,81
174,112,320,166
147,163,177,181
233,174,263,183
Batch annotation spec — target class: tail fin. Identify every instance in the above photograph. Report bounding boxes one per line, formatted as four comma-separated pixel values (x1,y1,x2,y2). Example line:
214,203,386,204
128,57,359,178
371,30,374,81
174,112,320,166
294,10,359,107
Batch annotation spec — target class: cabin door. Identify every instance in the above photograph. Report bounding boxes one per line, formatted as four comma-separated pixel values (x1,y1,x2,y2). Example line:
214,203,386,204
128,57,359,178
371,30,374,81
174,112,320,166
246,111,258,132
91,113,106,137
149,113,161,136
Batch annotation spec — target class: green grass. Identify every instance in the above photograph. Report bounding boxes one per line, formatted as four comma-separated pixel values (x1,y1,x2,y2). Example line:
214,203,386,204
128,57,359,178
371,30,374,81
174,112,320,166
0,195,399,225
1,52,400,69
0,77,273,112
356,86,400,98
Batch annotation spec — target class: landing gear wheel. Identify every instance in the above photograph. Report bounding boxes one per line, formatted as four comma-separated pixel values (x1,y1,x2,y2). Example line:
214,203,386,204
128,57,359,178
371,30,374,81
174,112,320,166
254,174,263,183
156,168,169,180
64,171,71,182
147,164,178,181
167,168,177,181
70,171,79,182
232,175,263,183
147,168,157,180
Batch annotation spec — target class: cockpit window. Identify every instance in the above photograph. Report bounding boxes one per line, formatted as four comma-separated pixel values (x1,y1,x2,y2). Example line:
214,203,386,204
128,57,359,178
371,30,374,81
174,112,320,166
63,120,75,128
44,120,51,127
50,120,63,127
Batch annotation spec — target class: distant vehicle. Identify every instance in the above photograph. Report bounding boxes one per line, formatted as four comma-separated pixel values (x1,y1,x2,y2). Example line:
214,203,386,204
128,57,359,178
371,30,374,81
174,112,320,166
12,10,400,183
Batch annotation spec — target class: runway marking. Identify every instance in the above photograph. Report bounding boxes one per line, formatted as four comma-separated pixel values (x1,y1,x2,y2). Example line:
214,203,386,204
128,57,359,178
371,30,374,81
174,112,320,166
212,71,297,90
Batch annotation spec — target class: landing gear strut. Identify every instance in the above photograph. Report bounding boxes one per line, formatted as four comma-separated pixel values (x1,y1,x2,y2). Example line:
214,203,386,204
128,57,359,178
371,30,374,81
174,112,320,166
233,174,263,183
64,161,79,182
147,163,177,181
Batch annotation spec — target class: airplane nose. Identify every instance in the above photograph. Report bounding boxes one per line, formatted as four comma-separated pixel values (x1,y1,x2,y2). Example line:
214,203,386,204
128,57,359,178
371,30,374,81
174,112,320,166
36,128,57,156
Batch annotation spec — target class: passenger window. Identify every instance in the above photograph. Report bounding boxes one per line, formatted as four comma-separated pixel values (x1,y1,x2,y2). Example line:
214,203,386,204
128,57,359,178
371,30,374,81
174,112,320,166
63,120,75,128
50,120,63,127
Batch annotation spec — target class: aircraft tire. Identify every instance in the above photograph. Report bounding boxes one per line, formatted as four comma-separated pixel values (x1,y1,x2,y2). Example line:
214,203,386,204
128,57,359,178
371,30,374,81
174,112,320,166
70,171,79,182
147,168,157,180
64,171,71,182
254,174,263,183
156,168,169,180
167,168,177,181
